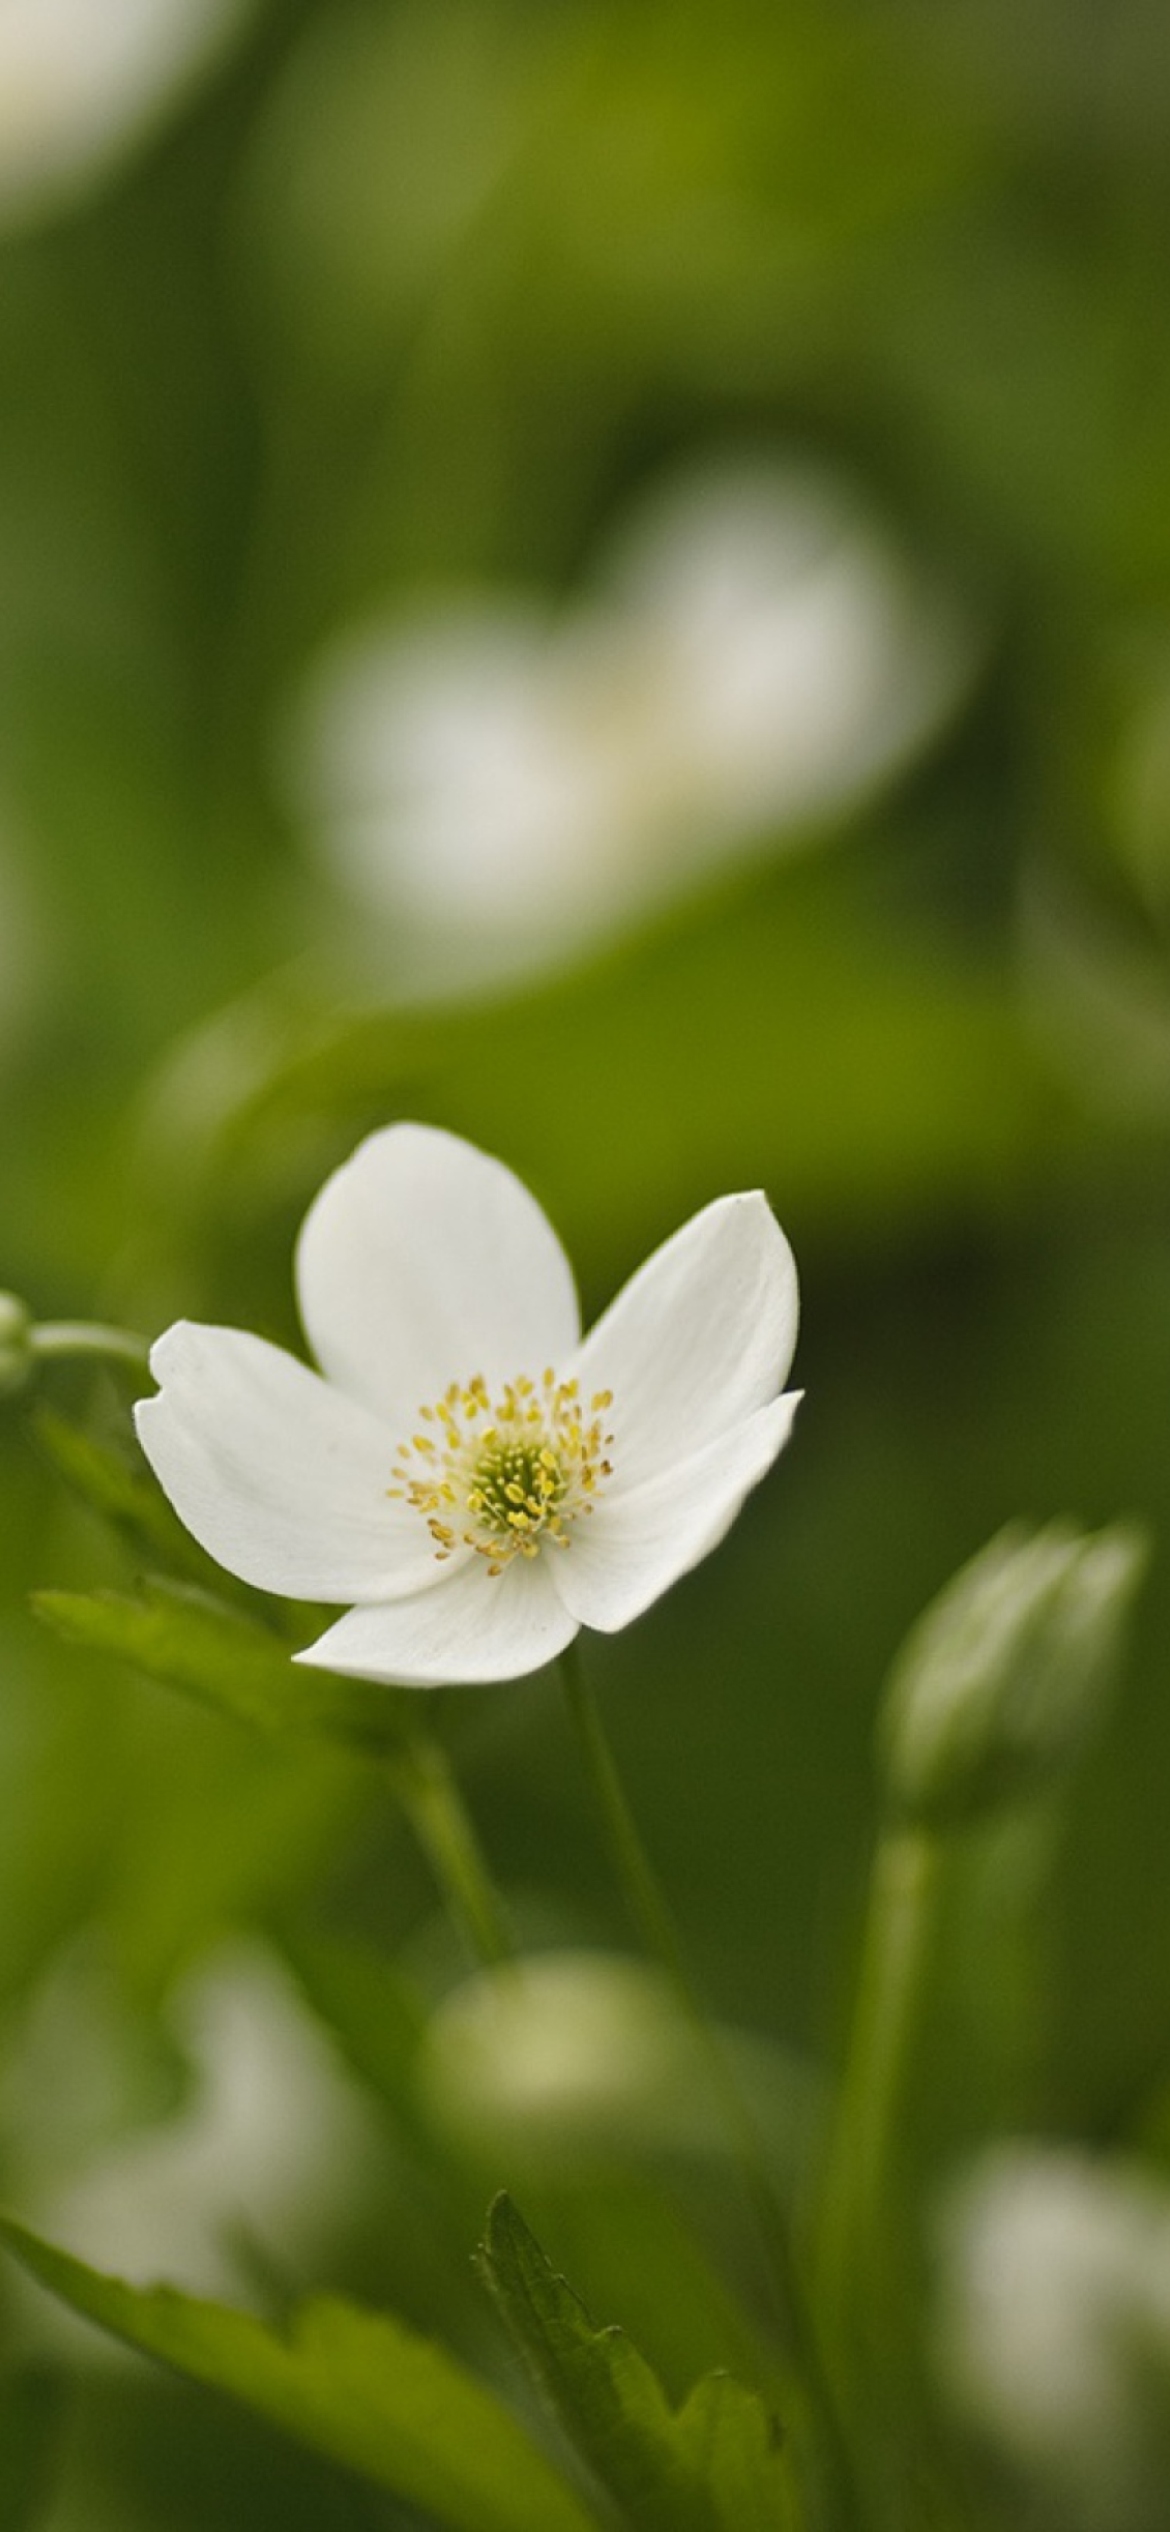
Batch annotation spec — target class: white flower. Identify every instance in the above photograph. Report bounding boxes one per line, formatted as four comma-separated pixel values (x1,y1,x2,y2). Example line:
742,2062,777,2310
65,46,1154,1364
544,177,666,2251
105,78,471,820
0,0,251,226
290,456,971,994
936,2147,1170,2529
6,1942,377,2310
419,1948,821,2175
134,1123,801,1687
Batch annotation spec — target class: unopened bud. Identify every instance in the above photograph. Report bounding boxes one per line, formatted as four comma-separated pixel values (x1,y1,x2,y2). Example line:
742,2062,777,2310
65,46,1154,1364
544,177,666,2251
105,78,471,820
417,1949,816,2173
880,1520,1147,1830
0,1292,33,1397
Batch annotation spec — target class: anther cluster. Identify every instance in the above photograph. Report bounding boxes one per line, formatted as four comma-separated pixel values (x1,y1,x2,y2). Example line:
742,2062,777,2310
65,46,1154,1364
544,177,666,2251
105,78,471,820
390,1371,615,1575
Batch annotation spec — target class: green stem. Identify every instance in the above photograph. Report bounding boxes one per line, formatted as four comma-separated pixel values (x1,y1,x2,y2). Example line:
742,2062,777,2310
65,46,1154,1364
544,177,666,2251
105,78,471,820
560,1640,855,2529
29,1321,153,1377
816,1824,942,2373
386,1728,514,1971
560,1640,691,1989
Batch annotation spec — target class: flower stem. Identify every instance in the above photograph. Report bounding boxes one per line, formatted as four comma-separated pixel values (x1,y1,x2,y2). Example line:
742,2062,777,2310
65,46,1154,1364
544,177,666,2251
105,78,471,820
559,1639,855,2529
559,1639,691,1989
816,1823,942,2382
385,1728,514,1972
29,1320,153,1378
559,1643,796,2307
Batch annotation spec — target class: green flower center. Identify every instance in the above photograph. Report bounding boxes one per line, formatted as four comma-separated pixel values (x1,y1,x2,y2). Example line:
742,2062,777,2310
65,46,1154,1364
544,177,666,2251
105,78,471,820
389,1370,614,1575
468,1436,567,1538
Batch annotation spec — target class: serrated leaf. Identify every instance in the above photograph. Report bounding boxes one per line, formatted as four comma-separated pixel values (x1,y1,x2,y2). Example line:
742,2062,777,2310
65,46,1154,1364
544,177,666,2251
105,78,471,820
0,2219,600,2532
32,1580,411,1752
477,2196,795,2532
0,2363,65,2528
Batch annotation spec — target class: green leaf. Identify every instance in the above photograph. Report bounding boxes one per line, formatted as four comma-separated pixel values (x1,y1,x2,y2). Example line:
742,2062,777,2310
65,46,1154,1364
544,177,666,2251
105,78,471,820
31,1579,412,1752
283,1932,429,2107
477,2196,796,2532
674,2373,799,2532
280,1932,457,2188
32,1407,213,1583
0,2219,601,2532
0,2363,65,2528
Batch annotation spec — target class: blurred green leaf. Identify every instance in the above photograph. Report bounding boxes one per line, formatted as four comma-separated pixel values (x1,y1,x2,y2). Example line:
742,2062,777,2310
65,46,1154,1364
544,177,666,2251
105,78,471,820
282,1932,429,2111
31,1579,411,1753
0,2363,65,2529
0,2218,601,2532
279,1931,470,2192
671,2372,801,2532
477,2195,795,2532
32,1407,215,1583
133,856,1077,1316
104,1726,367,2007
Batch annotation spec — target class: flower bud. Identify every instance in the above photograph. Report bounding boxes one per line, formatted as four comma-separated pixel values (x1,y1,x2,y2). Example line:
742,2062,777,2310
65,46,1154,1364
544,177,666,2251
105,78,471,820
879,1520,1147,1830
416,1949,818,2176
0,1291,33,1397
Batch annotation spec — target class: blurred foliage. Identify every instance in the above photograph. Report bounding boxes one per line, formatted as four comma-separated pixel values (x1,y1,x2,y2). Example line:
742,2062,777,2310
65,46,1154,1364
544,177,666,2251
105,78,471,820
6,0,1170,2524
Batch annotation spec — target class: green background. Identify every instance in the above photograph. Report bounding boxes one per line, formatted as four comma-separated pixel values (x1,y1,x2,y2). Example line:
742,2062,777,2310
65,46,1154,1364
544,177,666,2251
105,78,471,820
4,2,1170,2520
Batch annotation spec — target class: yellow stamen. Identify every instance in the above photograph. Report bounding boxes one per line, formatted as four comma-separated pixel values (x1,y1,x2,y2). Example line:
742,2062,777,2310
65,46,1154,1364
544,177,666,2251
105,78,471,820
392,1364,616,1573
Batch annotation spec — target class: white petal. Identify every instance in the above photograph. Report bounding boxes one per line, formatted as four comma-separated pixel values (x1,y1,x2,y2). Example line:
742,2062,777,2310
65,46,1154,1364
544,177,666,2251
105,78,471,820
565,1192,798,1492
550,1393,801,1633
295,1123,580,1430
135,1321,446,1604
296,1553,578,1688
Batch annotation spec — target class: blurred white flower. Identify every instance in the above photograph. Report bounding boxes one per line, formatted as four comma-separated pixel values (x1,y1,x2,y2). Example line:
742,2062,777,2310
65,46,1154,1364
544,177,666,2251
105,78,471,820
422,1951,724,2165
419,1948,819,2176
7,1940,377,2308
290,456,970,993
936,2146,1170,2529
0,0,252,224
135,1120,801,1688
